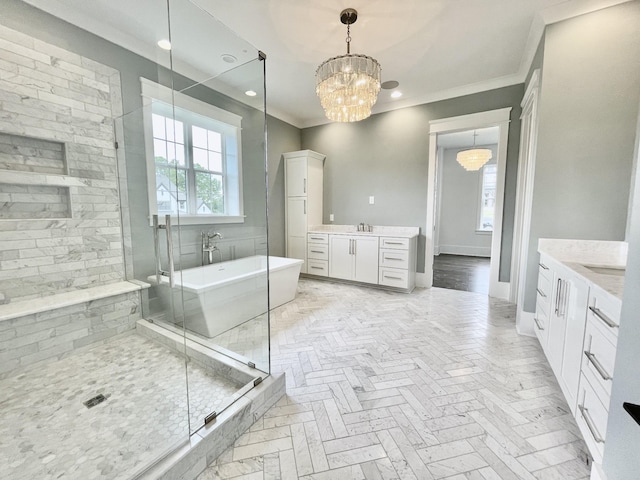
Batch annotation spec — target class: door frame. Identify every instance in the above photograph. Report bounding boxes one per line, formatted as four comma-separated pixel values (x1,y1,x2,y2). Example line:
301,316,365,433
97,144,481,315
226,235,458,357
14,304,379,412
511,70,541,334
425,108,512,299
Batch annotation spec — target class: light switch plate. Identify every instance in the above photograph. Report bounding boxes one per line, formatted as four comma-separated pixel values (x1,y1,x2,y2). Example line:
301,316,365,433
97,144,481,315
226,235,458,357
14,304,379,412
329,213,334,221
369,196,375,205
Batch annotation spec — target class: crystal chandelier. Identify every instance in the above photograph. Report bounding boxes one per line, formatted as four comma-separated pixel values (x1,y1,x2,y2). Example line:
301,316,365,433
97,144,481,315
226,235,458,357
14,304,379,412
315,8,381,123
456,131,493,171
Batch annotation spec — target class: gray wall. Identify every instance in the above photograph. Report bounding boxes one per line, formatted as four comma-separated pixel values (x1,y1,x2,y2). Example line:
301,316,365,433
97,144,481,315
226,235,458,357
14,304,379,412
604,102,640,480
1,0,301,279
438,146,497,257
266,117,301,257
522,2,640,312
301,85,523,276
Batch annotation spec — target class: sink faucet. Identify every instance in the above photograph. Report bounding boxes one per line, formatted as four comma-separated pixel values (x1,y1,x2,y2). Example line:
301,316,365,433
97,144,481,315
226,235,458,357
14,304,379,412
202,231,223,265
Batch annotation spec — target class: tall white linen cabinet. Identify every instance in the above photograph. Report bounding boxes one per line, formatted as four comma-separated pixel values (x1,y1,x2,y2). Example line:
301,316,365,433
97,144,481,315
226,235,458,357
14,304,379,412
284,150,325,274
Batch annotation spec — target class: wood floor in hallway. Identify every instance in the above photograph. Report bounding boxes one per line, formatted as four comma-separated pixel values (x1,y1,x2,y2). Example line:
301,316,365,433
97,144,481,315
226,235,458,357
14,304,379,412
198,278,590,480
433,254,491,295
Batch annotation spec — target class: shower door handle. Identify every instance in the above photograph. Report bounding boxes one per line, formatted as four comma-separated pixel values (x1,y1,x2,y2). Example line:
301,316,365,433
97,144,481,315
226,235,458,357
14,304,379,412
165,215,175,288
153,214,161,285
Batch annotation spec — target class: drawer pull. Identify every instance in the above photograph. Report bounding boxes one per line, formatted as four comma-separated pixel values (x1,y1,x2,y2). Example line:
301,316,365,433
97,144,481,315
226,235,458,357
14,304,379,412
310,266,324,270
536,288,546,298
578,404,604,444
584,351,612,381
539,263,549,270
309,237,324,241
310,250,324,254
533,317,544,330
589,306,618,329
384,275,403,280
385,242,404,245
385,257,403,261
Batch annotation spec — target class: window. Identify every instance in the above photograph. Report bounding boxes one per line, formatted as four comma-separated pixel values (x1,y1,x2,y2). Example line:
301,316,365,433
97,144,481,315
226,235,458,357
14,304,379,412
141,78,243,224
478,163,497,232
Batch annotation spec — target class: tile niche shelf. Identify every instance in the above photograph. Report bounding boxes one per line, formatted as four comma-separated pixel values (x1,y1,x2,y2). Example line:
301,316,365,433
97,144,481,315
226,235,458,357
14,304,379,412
0,131,84,220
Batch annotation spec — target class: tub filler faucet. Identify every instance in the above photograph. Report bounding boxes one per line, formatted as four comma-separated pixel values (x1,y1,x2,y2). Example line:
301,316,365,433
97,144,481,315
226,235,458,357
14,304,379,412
202,231,223,265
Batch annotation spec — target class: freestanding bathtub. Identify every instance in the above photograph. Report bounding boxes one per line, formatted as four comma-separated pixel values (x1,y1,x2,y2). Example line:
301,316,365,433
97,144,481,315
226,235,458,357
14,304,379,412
152,255,303,338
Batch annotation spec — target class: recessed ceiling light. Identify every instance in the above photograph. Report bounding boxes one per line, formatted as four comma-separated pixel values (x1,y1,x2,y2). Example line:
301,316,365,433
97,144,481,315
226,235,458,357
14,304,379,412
381,80,400,90
390,91,402,99
157,39,172,51
245,90,257,97
221,54,237,64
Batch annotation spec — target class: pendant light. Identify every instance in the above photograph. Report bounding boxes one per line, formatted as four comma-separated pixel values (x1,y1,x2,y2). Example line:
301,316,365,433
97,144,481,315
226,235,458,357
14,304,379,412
315,8,381,123
456,130,493,171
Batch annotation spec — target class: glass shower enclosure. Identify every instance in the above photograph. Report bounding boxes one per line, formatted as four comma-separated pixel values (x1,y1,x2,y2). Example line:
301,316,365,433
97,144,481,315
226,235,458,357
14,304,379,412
0,0,270,478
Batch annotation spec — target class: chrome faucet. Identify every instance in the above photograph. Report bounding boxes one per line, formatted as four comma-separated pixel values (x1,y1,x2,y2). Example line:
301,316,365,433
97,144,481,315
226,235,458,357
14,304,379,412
202,231,223,265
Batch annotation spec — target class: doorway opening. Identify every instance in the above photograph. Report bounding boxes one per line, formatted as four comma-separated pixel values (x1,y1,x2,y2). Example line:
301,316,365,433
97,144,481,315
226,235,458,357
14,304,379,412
425,108,512,299
432,127,498,294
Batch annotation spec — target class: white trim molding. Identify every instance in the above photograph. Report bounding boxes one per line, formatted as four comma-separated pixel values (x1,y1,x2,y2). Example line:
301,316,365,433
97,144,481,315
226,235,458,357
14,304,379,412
511,69,541,334
426,108,512,300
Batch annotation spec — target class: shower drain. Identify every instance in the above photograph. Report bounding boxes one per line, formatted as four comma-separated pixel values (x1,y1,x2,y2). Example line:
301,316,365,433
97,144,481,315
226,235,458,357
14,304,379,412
83,393,110,408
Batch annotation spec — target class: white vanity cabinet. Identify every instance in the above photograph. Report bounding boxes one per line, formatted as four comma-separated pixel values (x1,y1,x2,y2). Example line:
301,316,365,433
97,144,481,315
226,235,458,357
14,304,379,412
284,150,325,273
576,286,621,463
307,233,329,276
378,236,417,291
537,255,589,414
329,235,379,284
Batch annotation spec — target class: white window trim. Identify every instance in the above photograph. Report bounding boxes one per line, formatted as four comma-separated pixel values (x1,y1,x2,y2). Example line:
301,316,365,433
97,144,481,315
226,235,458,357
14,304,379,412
476,162,496,233
140,78,245,226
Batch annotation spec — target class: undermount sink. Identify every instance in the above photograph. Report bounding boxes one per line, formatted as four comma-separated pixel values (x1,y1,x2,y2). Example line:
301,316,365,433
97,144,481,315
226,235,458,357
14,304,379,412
584,265,626,277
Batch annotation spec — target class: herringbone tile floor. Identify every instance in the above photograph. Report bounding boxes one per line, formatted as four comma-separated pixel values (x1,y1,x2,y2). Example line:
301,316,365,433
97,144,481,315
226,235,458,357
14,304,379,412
198,279,590,479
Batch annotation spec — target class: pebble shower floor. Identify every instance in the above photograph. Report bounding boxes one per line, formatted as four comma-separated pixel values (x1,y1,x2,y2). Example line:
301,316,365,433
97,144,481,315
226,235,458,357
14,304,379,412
0,333,242,480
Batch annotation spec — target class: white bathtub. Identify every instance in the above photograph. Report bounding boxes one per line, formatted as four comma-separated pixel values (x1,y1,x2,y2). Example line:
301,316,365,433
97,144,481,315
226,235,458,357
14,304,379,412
152,255,302,338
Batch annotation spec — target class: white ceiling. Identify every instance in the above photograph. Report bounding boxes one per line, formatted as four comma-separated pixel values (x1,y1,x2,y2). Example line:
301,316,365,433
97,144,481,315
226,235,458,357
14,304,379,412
23,0,631,128
438,127,499,149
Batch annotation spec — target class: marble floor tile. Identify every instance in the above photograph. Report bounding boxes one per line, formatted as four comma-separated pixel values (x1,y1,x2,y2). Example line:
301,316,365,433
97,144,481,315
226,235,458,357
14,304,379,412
198,279,591,480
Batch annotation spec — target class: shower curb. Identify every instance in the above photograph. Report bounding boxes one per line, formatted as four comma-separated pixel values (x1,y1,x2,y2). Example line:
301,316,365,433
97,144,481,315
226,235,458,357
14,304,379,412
137,371,286,480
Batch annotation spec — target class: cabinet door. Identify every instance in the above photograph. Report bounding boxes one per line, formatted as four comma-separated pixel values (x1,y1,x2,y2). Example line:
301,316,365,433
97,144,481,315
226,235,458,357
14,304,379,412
354,236,379,284
329,235,353,280
286,157,307,196
560,275,589,412
287,197,307,236
546,274,567,377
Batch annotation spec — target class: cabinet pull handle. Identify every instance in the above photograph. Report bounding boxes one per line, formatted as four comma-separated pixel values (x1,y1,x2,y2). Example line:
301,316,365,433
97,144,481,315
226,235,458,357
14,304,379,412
353,239,356,256
303,200,306,215
310,250,323,254
533,317,544,330
584,351,612,381
536,288,546,298
303,178,306,194
310,236,324,240
539,263,549,270
384,275,403,280
348,239,352,255
560,280,568,317
578,404,604,444
386,241,403,245
386,257,403,261
310,266,323,270
589,306,618,329
555,278,561,314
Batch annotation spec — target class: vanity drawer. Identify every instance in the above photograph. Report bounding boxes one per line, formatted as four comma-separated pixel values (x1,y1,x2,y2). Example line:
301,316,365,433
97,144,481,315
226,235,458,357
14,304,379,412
576,374,608,463
307,243,328,261
587,287,621,345
379,249,409,269
582,316,616,403
307,233,328,244
379,267,409,289
307,260,328,276
534,298,550,349
380,237,409,250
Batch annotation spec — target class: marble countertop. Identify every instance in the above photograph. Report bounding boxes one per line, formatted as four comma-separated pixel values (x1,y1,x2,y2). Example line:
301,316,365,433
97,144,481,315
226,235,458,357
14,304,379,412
308,225,419,238
538,238,627,301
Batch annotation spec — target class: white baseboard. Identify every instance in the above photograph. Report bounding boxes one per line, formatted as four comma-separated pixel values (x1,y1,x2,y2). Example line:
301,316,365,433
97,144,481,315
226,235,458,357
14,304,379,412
590,463,607,480
438,245,491,257
416,273,428,288
489,281,510,300
516,309,536,337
